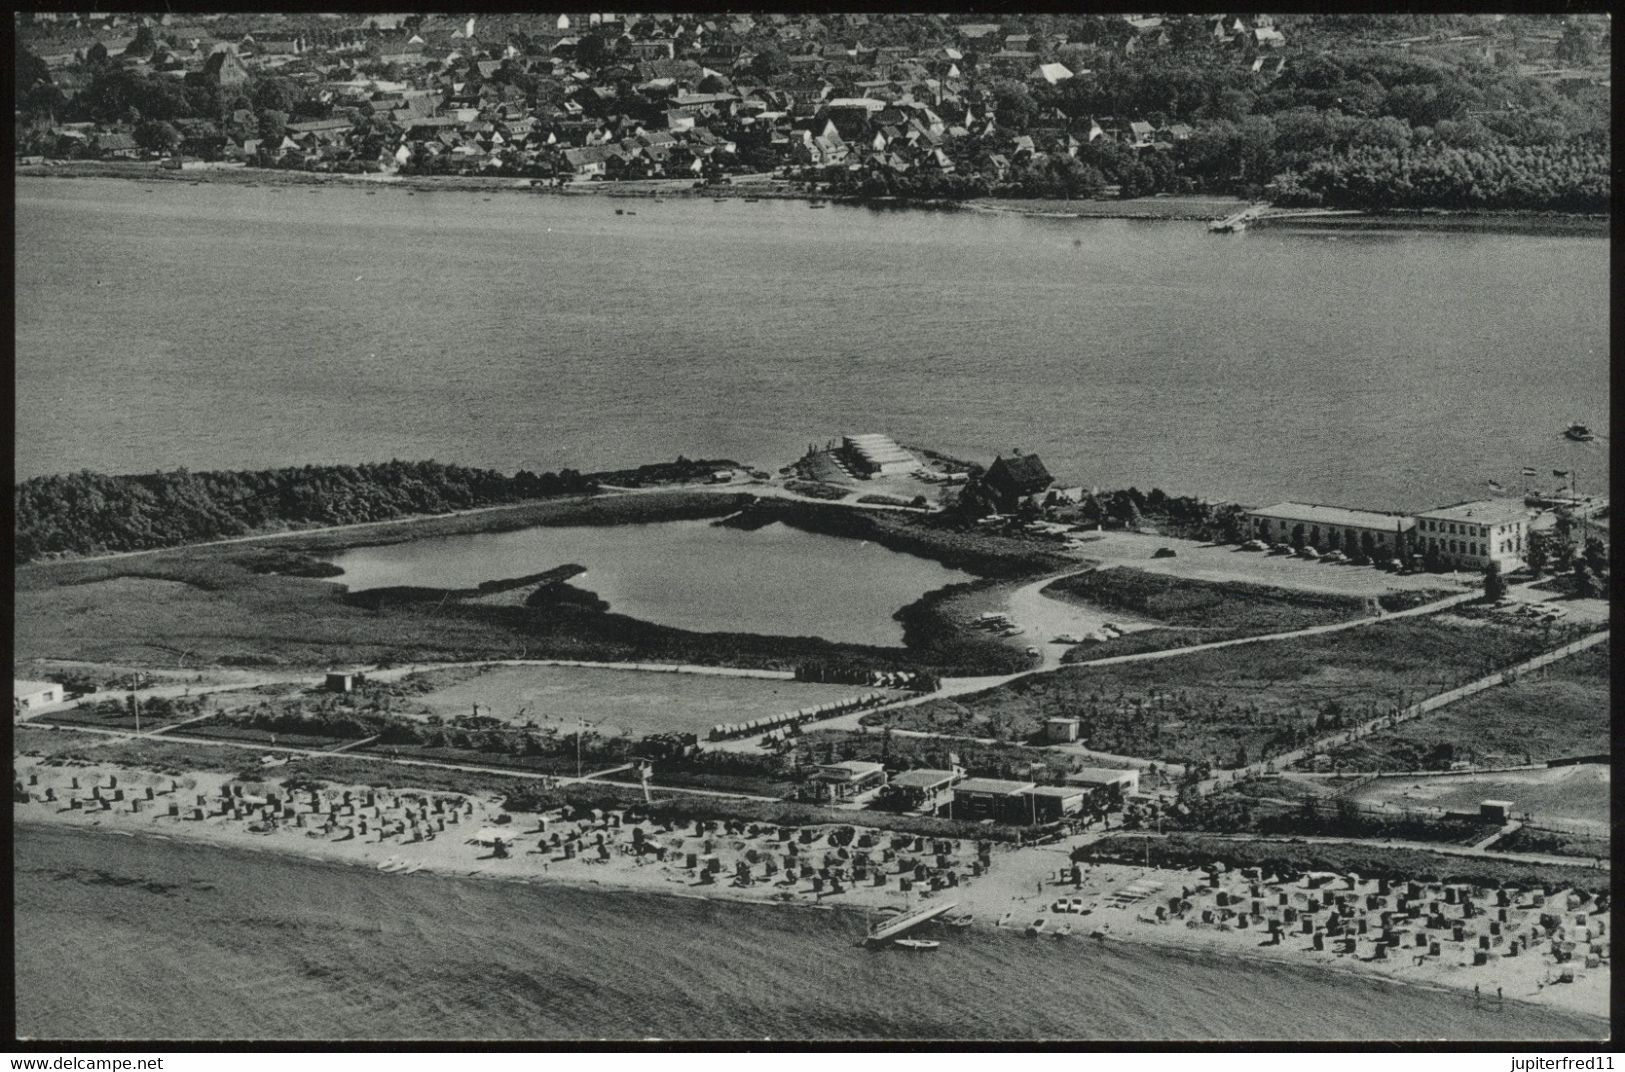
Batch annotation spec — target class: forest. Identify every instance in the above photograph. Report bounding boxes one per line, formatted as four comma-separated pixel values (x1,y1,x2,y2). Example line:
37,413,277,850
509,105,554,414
13,460,594,563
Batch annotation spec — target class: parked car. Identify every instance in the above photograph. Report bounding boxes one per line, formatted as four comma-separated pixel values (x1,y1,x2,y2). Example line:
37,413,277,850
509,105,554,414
1241,539,1269,552
1025,646,1041,657
1069,897,1087,913
1053,633,1084,644
1268,544,1293,555
1152,546,1177,558
1385,558,1405,572
1297,546,1320,559
1053,898,1071,913
1322,550,1346,564
1349,553,1371,566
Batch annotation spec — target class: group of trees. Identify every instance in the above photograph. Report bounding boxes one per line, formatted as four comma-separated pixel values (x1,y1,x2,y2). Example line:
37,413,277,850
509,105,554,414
13,460,595,563
1270,139,1609,212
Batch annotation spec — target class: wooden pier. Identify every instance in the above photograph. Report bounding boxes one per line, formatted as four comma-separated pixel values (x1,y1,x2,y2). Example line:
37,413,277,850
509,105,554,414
867,900,958,944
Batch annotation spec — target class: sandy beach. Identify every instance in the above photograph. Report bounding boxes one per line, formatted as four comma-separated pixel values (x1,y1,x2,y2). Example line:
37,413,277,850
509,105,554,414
13,756,1608,1022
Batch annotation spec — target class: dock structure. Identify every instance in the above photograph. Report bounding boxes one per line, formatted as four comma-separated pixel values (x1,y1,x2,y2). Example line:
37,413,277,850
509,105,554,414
867,900,958,944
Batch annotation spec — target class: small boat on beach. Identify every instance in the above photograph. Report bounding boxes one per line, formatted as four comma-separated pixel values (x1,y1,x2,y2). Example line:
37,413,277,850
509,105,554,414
893,939,939,951
1565,423,1596,442
1025,918,1047,937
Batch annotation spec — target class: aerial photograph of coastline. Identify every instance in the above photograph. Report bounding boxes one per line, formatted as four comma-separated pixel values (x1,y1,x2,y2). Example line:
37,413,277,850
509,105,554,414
11,8,1612,1047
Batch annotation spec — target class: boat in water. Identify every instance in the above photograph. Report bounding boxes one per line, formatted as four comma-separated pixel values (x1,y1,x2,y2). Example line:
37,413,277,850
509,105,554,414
1565,423,1596,442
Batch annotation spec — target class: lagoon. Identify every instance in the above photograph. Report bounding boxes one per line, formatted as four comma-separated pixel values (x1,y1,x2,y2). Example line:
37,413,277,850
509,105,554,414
323,519,975,647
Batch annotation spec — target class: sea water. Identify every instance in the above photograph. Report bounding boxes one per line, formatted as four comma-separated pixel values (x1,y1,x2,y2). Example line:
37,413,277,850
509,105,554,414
13,178,1609,512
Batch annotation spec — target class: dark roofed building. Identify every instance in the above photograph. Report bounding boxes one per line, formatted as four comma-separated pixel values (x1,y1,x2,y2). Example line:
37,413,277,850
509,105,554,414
984,452,1053,509
199,47,249,87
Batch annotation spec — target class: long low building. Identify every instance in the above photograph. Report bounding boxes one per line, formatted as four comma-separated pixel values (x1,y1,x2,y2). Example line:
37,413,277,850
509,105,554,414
841,433,917,477
1242,502,1415,556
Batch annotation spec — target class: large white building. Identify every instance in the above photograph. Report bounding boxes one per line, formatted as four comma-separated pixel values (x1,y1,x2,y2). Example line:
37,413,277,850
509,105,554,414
13,680,63,715
841,433,916,477
1242,502,1414,557
1413,499,1534,573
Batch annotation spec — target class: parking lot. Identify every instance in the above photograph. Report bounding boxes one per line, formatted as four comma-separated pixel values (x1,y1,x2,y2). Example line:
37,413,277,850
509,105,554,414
1065,531,1473,597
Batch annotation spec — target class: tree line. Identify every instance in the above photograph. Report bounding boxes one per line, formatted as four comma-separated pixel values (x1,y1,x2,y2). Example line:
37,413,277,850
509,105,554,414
14,460,594,563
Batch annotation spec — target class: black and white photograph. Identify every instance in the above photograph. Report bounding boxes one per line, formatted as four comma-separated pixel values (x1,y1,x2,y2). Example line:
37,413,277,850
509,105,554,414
10,7,1612,1048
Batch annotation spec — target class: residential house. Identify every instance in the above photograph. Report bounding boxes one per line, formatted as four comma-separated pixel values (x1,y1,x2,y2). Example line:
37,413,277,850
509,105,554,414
94,132,140,158
983,452,1053,510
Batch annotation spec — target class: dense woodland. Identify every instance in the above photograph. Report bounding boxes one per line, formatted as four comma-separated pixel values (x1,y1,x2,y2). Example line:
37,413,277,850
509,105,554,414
13,461,594,563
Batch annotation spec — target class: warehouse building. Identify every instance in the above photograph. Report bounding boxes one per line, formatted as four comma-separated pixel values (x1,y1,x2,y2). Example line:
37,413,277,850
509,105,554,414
1064,767,1141,801
841,433,917,477
1026,785,1086,821
951,777,1036,823
1242,502,1414,556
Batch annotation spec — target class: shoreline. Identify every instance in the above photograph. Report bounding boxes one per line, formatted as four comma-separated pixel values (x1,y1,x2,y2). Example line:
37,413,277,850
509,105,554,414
18,164,1608,233
13,757,1609,1025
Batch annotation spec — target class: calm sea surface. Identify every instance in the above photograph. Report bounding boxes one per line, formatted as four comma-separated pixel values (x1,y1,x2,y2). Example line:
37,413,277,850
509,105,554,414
14,825,1608,1042
13,178,1609,513
324,519,974,646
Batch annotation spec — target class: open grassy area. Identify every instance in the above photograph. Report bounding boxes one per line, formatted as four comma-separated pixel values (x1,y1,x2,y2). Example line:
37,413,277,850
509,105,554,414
1082,833,1611,895
870,617,1573,768
408,664,869,738
1309,640,1610,772
1347,765,1610,831
1044,568,1423,659
1171,777,1500,846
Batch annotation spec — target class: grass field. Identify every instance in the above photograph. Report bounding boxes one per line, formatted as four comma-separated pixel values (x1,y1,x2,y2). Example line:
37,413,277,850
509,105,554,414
408,665,870,738
1046,568,1383,659
1347,765,1610,831
1308,640,1609,772
870,617,1571,768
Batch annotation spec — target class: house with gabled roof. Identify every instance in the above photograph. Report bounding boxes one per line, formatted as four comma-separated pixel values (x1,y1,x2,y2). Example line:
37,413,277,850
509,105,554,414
983,452,1053,510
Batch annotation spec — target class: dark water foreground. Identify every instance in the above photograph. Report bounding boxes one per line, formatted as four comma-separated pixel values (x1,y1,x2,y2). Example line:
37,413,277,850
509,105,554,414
13,825,1607,1042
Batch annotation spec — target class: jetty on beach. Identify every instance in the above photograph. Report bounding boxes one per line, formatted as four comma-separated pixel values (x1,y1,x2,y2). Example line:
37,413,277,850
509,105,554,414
868,900,959,944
